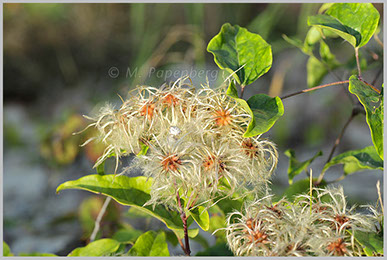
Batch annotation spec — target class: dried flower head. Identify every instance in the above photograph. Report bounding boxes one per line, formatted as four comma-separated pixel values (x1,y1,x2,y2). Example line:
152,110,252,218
224,186,379,257
84,77,278,210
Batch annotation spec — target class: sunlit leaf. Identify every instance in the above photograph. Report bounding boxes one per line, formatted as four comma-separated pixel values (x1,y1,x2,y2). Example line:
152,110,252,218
189,206,209,231
3,241,12,256
227,81,284,137
68,239,120,256
308,3,380,48
325,3,380,48
323,146,383,175
128,231,169,256
285,149,322,184
349,76,383,159
57,175,198,239
207,23,272,86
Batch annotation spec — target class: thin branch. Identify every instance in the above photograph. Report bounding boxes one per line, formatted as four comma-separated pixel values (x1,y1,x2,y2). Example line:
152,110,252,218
176,191,191,256
281,80,349,100
325,174,346,184
316,109,359,185
325,109,359,164
90,197,112,242
374,33,384,48
240,85,246,99
355,47,362,79
358,78,381,94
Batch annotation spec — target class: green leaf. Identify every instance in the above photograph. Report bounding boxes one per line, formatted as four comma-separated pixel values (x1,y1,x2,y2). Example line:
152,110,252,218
196,242,233,256
227,81,284,137
349,76,383,159
137,142,149,157
309,4,380,48
112,228,143,244
96,162,105,175
68,239,120,256
207,23,272,86
323,146,383,175
285,149,322,184
282,34,311,55
282,178,326,201
353,230,383,256
307,56,328,88
57,175,198,239
216,196,243,216
305,27,322,46
3,241,12,256
308,14,361,47
128,231,169,256
189,206,209,231
325,3,380,48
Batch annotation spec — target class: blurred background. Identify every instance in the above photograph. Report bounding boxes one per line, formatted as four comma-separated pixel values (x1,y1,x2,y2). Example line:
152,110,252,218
3,3,384,256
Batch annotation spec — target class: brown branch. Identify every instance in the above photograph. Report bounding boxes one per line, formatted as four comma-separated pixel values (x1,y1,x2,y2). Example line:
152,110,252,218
281,80,350,100
316,108,360,185
359,78,381,94
325,109,359,164
240,85,246,99
176,191,191,256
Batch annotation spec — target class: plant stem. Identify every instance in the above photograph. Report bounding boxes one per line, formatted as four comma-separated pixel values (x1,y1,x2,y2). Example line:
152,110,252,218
359,78,381,94
281,80,350,100
316,109,359,185
325,109,358,164
240,85,245,99
90,196,111,242
176,191,191,256
355,47,362,79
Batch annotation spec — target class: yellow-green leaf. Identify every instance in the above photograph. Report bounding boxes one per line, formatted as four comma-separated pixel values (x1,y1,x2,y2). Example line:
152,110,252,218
68,239,120,256
323,146,383,175
207,23,272,86
57,175,198,239
128,231,169,256
227,81,284,137
349,76,383,159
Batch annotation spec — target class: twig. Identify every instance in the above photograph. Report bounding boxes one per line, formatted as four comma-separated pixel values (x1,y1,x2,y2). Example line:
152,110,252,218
374,33,384,48
240,85,246,99
316,109,359,185
325,109,359,164
316,110,358,184
90,197,112,242
280,80,349,100
355,47,362,79
176,191,191,256
358,78,381,94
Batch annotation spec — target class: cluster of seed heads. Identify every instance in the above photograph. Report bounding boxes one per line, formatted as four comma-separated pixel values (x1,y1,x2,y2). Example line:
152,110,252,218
85,77,278,210
225,186,381,256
